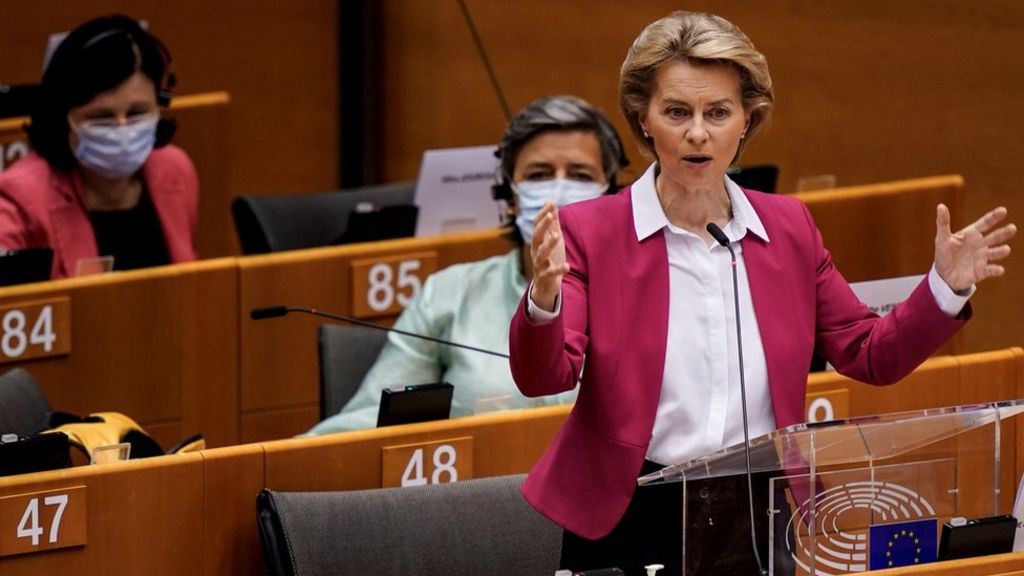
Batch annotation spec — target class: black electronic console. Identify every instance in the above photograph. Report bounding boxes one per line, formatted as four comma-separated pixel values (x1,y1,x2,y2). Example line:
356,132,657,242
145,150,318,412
376,382,454,427
938,514,1017,561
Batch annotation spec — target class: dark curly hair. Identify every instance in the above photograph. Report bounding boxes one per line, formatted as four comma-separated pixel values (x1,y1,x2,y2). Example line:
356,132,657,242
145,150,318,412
27,14,176,172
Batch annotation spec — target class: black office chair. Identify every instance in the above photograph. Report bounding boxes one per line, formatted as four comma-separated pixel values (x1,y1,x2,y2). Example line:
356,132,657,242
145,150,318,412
318,324,388,420
231,180,417,254
727,163,779,193
257,474,561,576
0,367,53,436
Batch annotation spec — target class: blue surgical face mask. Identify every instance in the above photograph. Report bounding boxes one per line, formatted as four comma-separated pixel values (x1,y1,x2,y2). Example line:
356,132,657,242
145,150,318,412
513,179,607,245
70,114,159,180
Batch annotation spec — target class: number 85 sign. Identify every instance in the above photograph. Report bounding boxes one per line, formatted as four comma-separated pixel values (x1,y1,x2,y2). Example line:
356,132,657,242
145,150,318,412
350,252,438,318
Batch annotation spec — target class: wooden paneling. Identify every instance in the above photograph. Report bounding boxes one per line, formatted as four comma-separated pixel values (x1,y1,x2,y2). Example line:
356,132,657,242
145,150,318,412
199,444,265,576
0,258,238,449
0,2,339,253
0,348,1021,575
795,175,964,283
165,92,233,258
870,552,1024,575
262,404,569,493
0,454,205,575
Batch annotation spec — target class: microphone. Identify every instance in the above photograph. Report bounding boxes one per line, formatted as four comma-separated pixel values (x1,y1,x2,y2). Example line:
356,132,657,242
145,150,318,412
706,222,767,576
250,306,509,359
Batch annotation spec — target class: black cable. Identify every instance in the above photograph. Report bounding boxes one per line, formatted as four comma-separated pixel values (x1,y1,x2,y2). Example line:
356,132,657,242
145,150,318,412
456,0,512,122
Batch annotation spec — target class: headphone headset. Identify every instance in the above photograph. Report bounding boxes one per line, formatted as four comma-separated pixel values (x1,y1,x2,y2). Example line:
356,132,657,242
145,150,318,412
79,23,176,108
491,106,630,203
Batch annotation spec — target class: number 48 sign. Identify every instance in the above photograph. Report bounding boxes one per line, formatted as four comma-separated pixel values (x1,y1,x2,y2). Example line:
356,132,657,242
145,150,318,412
381,437,474,488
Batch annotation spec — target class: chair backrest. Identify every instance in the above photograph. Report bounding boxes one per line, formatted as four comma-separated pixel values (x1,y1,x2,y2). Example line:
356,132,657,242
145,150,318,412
231,180,416,254
727,163,779,193
0,368,52,436
318,324,388,420
257,474,561,576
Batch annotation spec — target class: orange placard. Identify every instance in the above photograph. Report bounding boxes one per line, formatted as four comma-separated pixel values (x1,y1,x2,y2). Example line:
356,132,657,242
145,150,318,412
350,251,438,318
381,436,473,488
0,486,87,557
806,389,850,423
0,298,71,365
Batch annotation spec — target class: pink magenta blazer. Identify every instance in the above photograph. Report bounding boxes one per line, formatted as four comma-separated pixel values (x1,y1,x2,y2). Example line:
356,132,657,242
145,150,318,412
509,185,969,540
0,146,198,278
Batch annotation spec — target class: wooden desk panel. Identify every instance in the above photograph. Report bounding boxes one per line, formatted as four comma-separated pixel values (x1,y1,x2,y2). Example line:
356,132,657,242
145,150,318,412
165,92,234,258
807,355,962,418
0,258,238,450
261,404,569,492
797,175,966,358
199,444,265,576
870,552,1024,575
238,229,514,441
0,454,205,576
795,175,964,284
0,349,1019,576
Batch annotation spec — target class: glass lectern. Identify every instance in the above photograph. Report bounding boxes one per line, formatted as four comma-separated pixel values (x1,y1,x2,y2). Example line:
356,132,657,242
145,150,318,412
638,400,1024,575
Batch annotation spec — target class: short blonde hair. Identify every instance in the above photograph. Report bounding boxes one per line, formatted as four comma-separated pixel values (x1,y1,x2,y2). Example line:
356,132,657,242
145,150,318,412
619,11,774,162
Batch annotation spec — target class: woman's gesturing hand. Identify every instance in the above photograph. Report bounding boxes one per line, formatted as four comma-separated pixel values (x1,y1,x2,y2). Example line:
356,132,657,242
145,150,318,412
529,200,570,312
934,203,1017,293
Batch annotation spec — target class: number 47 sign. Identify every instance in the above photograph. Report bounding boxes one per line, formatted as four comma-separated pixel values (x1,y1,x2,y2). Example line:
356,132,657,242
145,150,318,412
1,486,87,557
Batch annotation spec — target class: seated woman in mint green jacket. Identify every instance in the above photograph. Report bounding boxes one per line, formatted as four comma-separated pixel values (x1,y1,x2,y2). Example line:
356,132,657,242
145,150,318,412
306,95,628,434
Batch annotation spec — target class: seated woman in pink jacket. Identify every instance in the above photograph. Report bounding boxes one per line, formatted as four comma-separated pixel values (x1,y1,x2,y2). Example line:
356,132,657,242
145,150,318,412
509,10,1017,576
0,15,198,279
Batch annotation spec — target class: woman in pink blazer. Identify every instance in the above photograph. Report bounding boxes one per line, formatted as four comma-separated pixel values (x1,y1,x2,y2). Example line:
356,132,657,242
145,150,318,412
0,15,197,279
509,11,1016,576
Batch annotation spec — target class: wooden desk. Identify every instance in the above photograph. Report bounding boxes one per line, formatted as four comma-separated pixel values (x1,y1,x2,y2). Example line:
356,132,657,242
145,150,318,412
795,174,965,283
870,552,1024,575
797,174,966,358
0,453,205,574
0,259,238,449
163,92,233,258
237,228,514,442
0,348,1020,575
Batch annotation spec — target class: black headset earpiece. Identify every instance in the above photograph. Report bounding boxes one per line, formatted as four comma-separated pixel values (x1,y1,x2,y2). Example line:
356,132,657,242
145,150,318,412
157,71,175,108
152,36,175,108
491,146,514,202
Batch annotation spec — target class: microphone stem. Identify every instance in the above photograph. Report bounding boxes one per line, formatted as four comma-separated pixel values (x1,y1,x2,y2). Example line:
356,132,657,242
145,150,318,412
285,306,509,359
723,245,767,576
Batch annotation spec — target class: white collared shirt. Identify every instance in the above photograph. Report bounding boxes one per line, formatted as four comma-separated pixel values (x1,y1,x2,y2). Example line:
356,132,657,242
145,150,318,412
631,163,775,465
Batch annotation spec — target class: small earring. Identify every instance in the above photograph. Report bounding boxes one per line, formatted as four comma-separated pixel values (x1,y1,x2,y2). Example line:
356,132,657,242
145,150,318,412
642,129,650,138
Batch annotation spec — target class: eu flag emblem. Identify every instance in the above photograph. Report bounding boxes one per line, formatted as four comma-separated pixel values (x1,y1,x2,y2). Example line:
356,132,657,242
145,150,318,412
869,518,938,570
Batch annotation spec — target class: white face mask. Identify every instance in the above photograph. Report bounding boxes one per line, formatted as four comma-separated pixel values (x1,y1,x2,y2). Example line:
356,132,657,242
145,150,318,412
70,114,159,180
513,179,607,245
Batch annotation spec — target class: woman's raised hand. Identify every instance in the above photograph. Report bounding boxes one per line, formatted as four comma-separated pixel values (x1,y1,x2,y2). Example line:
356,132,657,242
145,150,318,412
934,204,1016,292
530,200,570,312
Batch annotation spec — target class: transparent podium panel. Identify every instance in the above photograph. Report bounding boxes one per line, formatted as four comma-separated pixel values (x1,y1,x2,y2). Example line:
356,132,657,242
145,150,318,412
638,400,1024,575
